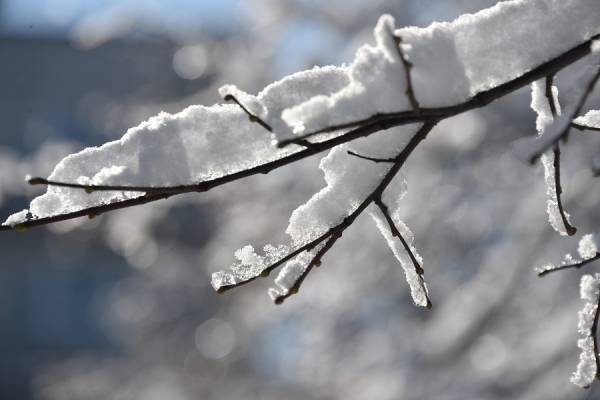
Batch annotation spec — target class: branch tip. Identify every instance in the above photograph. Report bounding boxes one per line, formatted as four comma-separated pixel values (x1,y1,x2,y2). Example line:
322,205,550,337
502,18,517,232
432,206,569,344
27,176,46,186
216,287,227,295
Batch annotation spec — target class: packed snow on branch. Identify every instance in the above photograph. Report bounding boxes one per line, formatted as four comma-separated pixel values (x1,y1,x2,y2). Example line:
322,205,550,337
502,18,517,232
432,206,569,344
4,0,600,307
572,273,600,387
528,79,575,236
574,109,600,128
514,39,600,162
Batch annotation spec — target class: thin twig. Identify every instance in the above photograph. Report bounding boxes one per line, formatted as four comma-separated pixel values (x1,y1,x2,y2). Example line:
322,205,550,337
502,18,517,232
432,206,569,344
393,34,420,115
223,94,272,132
572,122,600,132
537,253,600,277
3,34,598,232
545,75,577,236
553,145,577,235
593,292,600,381
374,197,431,309
273,235,340,305
347,150,395,163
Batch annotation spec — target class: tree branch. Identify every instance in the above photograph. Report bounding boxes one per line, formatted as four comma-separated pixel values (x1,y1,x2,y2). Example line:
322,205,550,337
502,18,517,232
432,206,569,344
544,75,577,236
374,197,431,309
594,293,600,382
346,151,395,163
276,33,599,147
537,253,600,277
215,122,436,302
527,64,600,162
3,33,598,232
393,33,420,115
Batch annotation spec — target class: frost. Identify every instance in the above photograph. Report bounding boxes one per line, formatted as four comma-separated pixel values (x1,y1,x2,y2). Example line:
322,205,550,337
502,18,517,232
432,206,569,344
211,244,290,291
536,235,600,275
578,303,598,335
574,110,600,128
573,274,600,387
572,337,597,388
581,273,600,303
579,234,600,260
541,152,573,236
528,78,575,236
530,80,560,134
2,209,28,227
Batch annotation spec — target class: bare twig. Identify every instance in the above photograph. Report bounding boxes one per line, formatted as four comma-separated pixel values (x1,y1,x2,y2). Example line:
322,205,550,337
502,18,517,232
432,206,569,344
393,34,420,115
544,75,577,236
545,75,558,117
537,253,600,277
3,34,598,232
223,94,273,132
593,293,600,381
347,150,395,163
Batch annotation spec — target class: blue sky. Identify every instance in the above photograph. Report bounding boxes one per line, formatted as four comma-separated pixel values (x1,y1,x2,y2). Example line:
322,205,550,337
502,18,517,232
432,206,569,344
0,0,240,37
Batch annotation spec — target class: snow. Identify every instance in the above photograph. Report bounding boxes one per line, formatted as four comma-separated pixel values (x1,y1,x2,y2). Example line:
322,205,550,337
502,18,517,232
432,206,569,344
286,125,419,247
2,209,28,227
573,274,600,387
218,85,267,120
574,110,600,128
572,337,597,387
579,234,600,260
528,78,575,236
578,303,598,335
536,235,600,275
282,15,411,135
11,0,600,227
369,204,429,307
6,0,600,311
515,39,600,162
220,66,350,140
211,244,289,291
283,0,600,135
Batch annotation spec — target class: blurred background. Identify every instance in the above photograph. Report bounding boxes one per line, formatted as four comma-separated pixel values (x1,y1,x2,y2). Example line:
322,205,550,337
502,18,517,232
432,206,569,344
1,0,600,399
